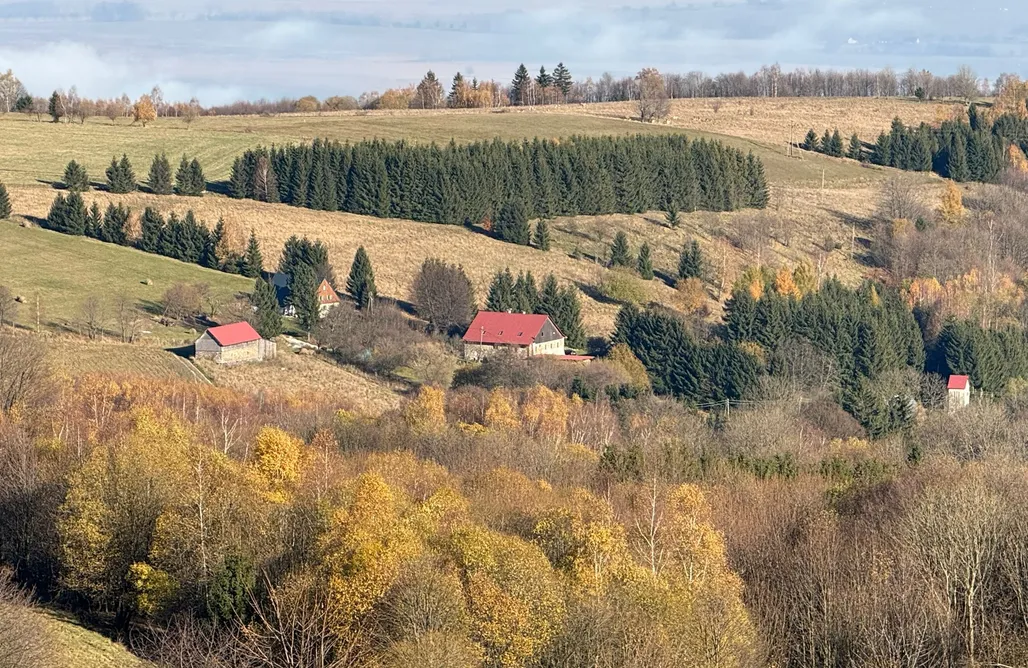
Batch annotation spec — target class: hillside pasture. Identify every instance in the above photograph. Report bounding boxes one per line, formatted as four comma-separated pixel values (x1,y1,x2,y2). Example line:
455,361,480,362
0,221,251,343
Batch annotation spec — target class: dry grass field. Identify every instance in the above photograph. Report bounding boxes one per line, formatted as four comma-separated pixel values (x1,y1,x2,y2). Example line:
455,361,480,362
568,97,970,149
0,221,251,343
45,336,204,381
196,351,404,416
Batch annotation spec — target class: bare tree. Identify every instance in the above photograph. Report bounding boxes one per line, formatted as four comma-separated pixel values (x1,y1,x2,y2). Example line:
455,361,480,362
0,334,48,412
410,259,475,334
113,293,141,343
161,283,203,324
877,176,926,222
79,295,107,340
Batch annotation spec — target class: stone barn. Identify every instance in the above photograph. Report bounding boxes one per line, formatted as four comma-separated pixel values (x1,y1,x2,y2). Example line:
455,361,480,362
947,374,971,412
195,322,276,364
462,312,565,361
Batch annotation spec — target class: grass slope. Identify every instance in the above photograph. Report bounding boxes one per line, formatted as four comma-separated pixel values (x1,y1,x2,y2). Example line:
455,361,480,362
0,107,871,188
46,336,205,381
41,610,147,668
0,221,251,342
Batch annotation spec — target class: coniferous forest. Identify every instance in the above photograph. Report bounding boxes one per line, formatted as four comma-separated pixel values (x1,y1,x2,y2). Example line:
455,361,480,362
230,135,770,235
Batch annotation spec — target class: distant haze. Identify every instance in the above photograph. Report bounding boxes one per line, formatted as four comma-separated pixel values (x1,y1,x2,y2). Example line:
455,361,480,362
0,0,1024,105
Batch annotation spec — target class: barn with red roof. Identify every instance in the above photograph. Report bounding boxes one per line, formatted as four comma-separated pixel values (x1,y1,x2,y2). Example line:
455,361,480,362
194,321,277,364
947,374,971,412
462,311,566,361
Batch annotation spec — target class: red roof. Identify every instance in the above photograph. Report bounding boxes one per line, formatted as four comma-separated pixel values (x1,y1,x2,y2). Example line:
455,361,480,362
948,375,970,390
556,355,594,362
206,322,262,347
317,279,341,305
463,312,554,346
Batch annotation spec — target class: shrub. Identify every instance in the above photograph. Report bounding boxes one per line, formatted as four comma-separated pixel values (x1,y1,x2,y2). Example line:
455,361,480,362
599,269,649,305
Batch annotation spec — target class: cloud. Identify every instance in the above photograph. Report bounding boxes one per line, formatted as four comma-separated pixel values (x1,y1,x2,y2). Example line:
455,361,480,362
0,0,1025,103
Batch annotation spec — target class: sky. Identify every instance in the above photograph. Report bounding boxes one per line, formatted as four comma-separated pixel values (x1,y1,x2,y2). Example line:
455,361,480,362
0,0,1025,105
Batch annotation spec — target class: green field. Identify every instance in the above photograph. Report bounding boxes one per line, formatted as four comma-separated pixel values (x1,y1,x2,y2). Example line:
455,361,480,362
0,109,871,189
0,221,252,343
41,610,148,668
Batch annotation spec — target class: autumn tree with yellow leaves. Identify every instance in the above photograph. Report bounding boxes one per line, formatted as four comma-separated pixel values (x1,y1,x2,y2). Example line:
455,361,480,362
938,181,965,225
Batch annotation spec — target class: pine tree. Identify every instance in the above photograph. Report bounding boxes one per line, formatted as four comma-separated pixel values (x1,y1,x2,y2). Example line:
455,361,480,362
102,203,130,245
829,129,844,157
290,265,321,332
513,271,540,313
46,191,87,235
821,129,833,155
609,231,632,268
106,154,136,193
230,157,248,199
251,277,283,339
534,219,551,251
175,156,206,196
553,62,573,100
909,133,933,172
555,284,586,349
803,129,820,152
495,200,531,245
665,203,680,228
536,66,553,92
63,160,90,192
847,134,863,161
486,268,516,312
346,246,377,310
242,230,264,278
871,132,892,166
947,137,970,182
48,91,63,123
148,153,173,195
637,242,654,280
510,64,531,106
85,202,102,239
745,153,770,209
0,180,11,219
138,207,165,253
678,240,703,280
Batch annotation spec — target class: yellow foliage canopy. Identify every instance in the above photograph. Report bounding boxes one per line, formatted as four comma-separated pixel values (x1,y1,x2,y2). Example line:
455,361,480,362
938,182,965,225
403,386,447,434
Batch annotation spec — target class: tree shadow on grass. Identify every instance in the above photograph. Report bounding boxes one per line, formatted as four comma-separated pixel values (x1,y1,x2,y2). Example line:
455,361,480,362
206,180,233,197
574,280,620,306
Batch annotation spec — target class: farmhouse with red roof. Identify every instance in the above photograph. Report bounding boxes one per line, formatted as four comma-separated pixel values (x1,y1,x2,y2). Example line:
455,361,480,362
462,311,566,361
194,322,277,364
947,374,971,412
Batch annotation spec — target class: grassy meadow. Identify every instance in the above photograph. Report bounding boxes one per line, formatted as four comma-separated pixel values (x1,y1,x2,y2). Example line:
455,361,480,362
0,221,251,342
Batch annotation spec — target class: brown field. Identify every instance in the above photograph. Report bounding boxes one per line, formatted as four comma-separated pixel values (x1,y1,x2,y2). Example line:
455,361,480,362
559,96,970,149
196,351,404,416
44,336,204,381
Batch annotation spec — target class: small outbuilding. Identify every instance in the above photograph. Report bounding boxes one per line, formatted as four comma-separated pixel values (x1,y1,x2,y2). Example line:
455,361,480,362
195,322,276,364
316,279,342,315
947,374,971,412
463,312,566,361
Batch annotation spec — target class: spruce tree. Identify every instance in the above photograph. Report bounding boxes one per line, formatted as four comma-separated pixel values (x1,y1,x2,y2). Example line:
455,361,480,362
821,129,833,156
496,199,531,245
346,246,377,310
0,180,11,219
510,64,531,106
48,91,63,123
665,203,680,228
148,153,173,194
175,156,206,196
534,219,551,251
63,160,90,192
637,242,654,280
829,129,844,157
190,158,206,195
230,157,248,199
46,191,87,235
486,268,516,312
553,62,573,99
871,132,892,166
102,203,130,245
242,230,264,278
290,265,321,333
555,284,586,349
847,134,863,161
802,129,820,152
609,231,632,268
678,240,703,280
947,137,970,182
106,154,136,193
513,271,540,314
536,66,553,91
138,207,165,253
85,202,102,239
251,277,283,339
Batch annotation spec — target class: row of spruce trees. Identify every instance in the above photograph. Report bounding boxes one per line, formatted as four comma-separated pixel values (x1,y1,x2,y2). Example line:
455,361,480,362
60,155,206,196
483,269,586,348
229,135,769,239
801,106,1028,183
45,191,264,277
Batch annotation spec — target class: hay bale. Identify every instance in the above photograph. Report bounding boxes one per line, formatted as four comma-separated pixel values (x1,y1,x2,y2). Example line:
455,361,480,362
142,279,153,286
